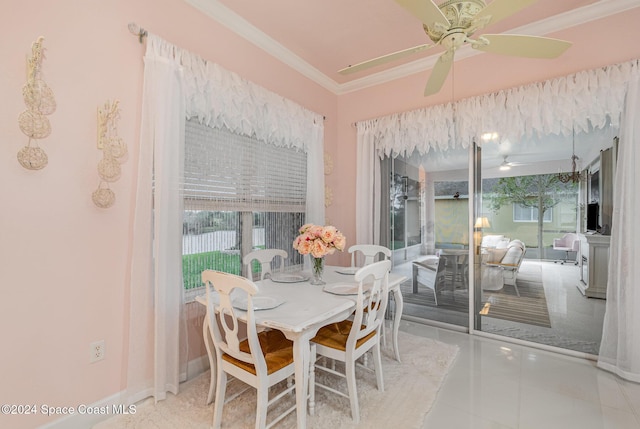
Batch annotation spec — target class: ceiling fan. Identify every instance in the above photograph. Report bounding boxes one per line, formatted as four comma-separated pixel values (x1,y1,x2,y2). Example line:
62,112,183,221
339,0,572,96
499,155,528,170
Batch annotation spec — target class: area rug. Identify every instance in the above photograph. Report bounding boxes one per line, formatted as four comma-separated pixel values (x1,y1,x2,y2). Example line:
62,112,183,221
399,261,551,328
94,331,458,429
480,321,600,355
481,262,552,328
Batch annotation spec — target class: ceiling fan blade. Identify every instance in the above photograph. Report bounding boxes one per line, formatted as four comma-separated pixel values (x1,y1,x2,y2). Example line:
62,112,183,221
475,34,572,59
338,44,432,74
424,51,453,96
395,0,450,29
473,0,536,28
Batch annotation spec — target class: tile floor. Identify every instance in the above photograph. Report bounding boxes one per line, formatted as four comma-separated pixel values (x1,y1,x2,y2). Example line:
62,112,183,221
398,320,640,429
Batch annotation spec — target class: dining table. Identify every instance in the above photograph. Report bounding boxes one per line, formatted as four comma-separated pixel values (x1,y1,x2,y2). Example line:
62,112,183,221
196,265,406,429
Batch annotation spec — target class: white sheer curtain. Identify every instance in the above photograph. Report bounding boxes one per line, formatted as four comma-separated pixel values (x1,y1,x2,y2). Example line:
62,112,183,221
358,60,637,158
126,33,325,404
355,122,381,246
355,60,638,247
126,34,187,403
305,123,325,225
597,67,640,382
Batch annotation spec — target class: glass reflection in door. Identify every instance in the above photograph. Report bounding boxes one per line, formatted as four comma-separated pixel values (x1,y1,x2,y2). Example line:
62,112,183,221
387,150,470,329
474,129,614,355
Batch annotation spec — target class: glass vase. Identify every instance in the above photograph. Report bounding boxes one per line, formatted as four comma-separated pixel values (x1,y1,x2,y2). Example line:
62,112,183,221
310,257,325,285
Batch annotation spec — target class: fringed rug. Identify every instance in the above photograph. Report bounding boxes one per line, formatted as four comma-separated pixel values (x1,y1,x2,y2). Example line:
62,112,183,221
94,331,458,429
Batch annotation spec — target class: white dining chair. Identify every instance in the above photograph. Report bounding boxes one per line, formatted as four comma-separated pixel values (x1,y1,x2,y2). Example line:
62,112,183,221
348,244,393,349
348,244,391,267
202,269,303,429
310,260,391,423
243,249,288,281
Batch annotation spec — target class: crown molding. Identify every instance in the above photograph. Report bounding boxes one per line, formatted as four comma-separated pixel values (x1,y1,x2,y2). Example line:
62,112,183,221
186,0,639,95
185,0,341,93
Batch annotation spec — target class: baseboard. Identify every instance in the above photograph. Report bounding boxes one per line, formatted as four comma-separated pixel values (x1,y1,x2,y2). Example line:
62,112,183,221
184,353,211,381
38,355,211,429
37,391,128,429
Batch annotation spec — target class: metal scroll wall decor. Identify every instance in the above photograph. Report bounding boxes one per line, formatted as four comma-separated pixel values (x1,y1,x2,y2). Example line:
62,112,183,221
17,37,56,170
92,100,127,208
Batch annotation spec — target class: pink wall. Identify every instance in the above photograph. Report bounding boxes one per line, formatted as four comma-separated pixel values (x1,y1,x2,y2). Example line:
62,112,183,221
1,1,638,427
0,1,335,428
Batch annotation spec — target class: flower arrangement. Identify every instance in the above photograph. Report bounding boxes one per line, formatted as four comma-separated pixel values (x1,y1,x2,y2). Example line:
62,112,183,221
293,223,346,258
293,223,346,285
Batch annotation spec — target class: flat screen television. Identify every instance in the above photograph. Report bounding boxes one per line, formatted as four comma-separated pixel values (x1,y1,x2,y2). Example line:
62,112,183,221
587,202,599,231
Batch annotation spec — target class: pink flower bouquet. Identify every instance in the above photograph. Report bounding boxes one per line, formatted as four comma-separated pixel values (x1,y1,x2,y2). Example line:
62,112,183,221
292,223,346,258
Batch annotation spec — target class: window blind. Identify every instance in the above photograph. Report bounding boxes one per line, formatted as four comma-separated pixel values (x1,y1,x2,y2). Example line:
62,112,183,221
184,119,307,212
182,118,307,292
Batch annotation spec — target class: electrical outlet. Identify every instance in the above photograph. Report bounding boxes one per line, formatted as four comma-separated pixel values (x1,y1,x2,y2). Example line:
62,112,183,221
90,340,105,363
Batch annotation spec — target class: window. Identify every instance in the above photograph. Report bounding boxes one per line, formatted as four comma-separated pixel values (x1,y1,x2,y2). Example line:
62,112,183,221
513,203,552,222
182,119,307,298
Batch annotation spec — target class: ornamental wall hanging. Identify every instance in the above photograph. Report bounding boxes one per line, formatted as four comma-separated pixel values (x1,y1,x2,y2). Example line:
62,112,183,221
17,36,56,170
92,100,127,208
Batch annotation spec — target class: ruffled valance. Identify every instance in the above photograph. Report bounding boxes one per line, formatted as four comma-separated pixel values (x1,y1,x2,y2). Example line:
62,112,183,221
359,59,639,158
145,35,323,152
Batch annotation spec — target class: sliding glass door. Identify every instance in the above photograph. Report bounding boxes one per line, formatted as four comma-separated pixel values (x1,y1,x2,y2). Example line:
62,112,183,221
388,147,470,329
473,128,616,355
383,126,614,355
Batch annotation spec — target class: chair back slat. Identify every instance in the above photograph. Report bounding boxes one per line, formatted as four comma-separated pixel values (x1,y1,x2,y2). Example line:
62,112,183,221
243,249,288,281
202,270,266,372
350,260,391,346
348,244,391,267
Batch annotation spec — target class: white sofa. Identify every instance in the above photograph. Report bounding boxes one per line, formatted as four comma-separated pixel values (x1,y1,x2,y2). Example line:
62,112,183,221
481,234,510,249
481,239,526,296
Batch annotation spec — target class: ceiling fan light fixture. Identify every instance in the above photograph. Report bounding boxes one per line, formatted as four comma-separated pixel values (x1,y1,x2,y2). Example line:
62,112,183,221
481,131,499,141
499,163,511,171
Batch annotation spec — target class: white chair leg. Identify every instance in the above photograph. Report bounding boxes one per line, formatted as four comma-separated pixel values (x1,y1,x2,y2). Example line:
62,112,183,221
255,382,268,429
212,369,227,429
345,359,360,423
309,344,316,416
372,341,384,392
287,375,293,390
203,318,216,405
381,321,387,349
207,371,215,406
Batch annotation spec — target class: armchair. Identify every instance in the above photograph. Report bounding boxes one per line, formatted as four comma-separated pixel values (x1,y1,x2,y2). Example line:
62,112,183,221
481,239,526,296
553,233,579,265
412,256,448,305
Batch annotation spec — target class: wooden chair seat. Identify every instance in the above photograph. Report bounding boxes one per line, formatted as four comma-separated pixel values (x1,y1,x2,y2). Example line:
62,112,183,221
222,330,294,375
312,321,376,352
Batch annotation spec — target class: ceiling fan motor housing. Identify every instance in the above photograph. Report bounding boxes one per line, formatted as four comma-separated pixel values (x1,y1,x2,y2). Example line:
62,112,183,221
424,0,487,42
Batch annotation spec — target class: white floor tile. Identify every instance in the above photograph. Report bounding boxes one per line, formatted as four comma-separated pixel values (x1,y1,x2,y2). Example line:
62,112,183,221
400,321,640,429
422,402,515,429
